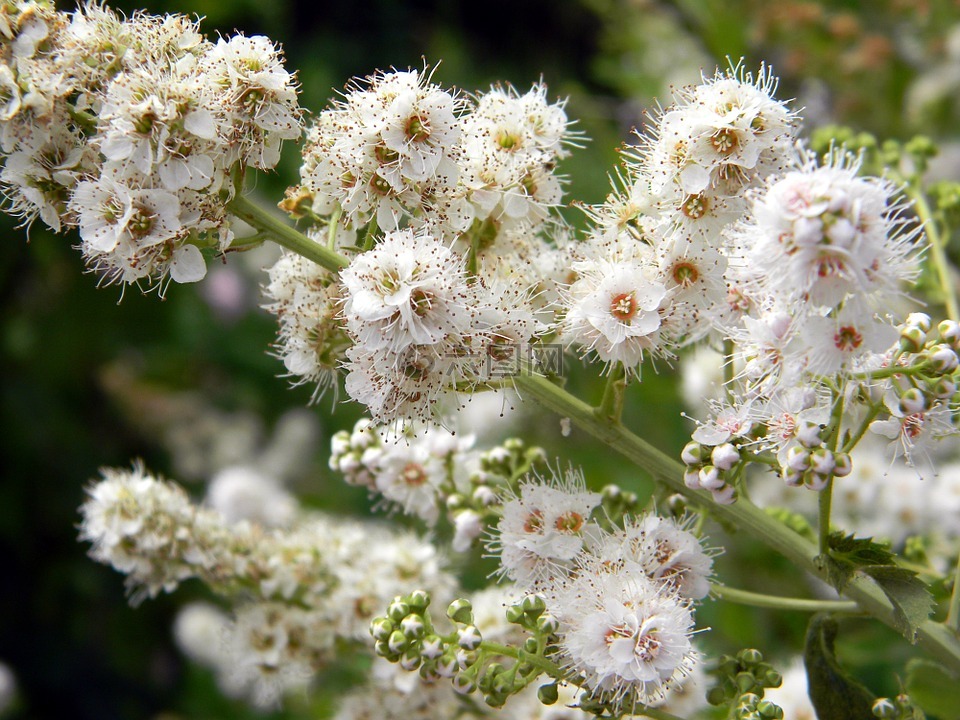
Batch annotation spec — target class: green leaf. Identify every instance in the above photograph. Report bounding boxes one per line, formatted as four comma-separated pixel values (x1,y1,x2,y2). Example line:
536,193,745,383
861,566,935,643
804,614,876,720
905,659,960,720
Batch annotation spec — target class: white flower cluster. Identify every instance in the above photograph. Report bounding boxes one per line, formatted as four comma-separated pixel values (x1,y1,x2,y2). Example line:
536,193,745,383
488,469,714,709
560,64,798,370
80,464,456,705
0,0,300,289
291,69,572,241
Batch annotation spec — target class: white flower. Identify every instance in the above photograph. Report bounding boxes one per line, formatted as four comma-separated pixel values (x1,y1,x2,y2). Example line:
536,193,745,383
72,177,181,253
556,569,697,709
563,258,668,370
206,465,298,528
340,228,471,353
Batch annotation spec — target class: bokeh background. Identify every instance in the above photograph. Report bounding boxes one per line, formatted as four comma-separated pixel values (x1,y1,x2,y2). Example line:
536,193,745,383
3,0,960,717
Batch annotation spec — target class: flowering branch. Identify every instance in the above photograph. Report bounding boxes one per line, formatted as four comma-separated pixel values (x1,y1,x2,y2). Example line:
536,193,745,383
711,585,860,614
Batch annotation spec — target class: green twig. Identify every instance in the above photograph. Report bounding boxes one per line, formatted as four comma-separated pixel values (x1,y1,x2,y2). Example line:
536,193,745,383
910,184,960,321
712,584,860,614
596,361,627,423
227,195,348,272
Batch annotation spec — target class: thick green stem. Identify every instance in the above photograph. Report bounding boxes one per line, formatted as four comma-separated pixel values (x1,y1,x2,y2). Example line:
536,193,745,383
227,195,348,272
712,584,860,614
512,371,960,673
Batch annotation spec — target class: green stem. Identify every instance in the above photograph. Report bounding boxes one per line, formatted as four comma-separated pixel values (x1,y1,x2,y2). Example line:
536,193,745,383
227,195,348,272
480,641,564,678
947,552,960,633
327,207,342,251
818,389,844,555
596,361,627,422
712,584,860,613
910,184,960,321
512,371,960,674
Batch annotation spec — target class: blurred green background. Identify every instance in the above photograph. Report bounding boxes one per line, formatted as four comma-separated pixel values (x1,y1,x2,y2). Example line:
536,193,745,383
3,0,960,717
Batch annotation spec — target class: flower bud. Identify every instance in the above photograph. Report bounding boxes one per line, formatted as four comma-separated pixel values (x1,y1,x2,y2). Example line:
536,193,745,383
928,344,959,373
505,604,525,624
804,470,829,492
420,635,443,660
523,637,538,653
370,617,394,641
738,648,763,666
786,445,811,472
681,441,704,466
447,598,474,624
419,663,440,682
757,700,783,719
407,589,431,611
899,387,927,415
684,468,702,489
521,594,546,616
452,674,477,695
473,485,498,506
388,599,410,622
781,467,803,487
712,443,740,471
437,651,459,678
712,484,737,504
932,377,957,399
938,319,960,346
400,648,421,671
763,669,782,687
796,419,823,448
899,325,926,353
809,447,835,475
536,613,559,634
738,688,760,705
400,614,425,639
699,464,725,490
456,648,478,668
538,682,560,705
832,452,853,477
906,312,932,332
388,630,408,654
457,625,482,651
446,493,465,510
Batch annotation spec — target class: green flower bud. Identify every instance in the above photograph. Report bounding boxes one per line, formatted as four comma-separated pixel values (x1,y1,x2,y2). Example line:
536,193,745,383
536,613,559,634
758,700,783,719
452,674,477,695
707,685,729,706
399,647,421,671
523,637,538,653
521,594,546,617
899,325,926,353
737,648,763,666
736,673,758,694
388,630,408,654
447,598,474,624
457,625,482,651
763,669,782,688
407,589,431,611
538,682,559,705
388,599,411,623
872,697,898,719
370,617,394,641
400,614,425,639
505,604,525,624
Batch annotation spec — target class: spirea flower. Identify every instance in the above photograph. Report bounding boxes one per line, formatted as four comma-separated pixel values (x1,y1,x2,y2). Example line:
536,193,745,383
731,149,921,311
562,257,669,370
554,566,697,709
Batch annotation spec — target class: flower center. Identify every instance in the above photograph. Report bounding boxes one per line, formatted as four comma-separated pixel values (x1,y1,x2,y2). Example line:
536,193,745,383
609,291,638,321
672,261,700,288
554,511,584,533
680,193,708,219
834,325,863,352
404,114,431,143
523,510,544,533
710,128,739,156
401,462,428,487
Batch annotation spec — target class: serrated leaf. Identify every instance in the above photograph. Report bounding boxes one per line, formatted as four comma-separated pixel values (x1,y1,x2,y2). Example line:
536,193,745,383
905,659,960,720
804,614,876,720
860,565,934,643
819,532,895,591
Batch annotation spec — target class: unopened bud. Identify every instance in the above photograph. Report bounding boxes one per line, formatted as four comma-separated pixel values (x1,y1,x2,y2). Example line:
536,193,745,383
407,589,431,611
796,419,823,448
536,613,559,634
928,344,959,373
388,599,410,622
505,604,525,624
712,443,740,471
833,452,853,477
907,312,932,332
757,700,783,719
437,652,459,678
786,445,811,472
809,447,835,475
388,630,408,654
712,484,737,504
400,648,421,671
521,594,546,616
872,698,898,719
738,648,763,665
452,674,477,695
932,377,957,399
370,617,394,641
400,614,425,639
938,319,960,346
681,441,704,466
538,682,560,705
420,635,443,660
447,598,474,624
781,467,803,487
699,464,725,490
684,468,702,489
899,387,927,414
899,325,926,353
457,625,482,651
804,470,829,492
